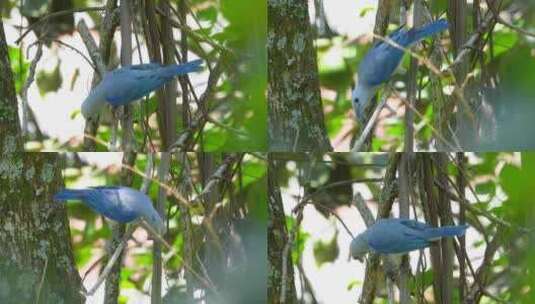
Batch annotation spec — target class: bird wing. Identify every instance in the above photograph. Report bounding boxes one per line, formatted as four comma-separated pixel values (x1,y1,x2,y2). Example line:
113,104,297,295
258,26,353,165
86,187,138,222
367,229,405,253
398,219,433,230
126,63,163,70
368,24,406,50
358,34,406,86
398,219,434,249
368,219,431,253
103,67,171,106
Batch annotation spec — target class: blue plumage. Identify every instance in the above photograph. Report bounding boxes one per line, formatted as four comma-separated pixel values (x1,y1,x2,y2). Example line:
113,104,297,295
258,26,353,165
54,186,164,233
81,59,203,119
350,218,467,261
351,19,448,122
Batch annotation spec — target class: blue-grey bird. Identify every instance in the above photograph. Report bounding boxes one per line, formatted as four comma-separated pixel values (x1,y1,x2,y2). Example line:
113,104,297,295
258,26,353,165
81,59,203,119
350,218,467,262
352,19,448,122
54,186,164,234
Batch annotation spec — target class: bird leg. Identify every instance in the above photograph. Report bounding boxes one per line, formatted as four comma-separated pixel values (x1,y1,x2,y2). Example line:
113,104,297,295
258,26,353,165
80,222,138,297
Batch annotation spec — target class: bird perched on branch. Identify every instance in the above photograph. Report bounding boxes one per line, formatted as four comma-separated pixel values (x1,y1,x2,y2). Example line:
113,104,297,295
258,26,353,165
81,59,203,119
54,186,164,234
350,218,467,262
351,19,448,123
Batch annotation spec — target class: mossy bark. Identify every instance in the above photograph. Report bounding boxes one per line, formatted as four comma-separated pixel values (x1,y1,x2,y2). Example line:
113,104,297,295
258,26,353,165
267,157,297,303
0,18,23,151
0,153,84,304
268,0,332,152
1,19,83,304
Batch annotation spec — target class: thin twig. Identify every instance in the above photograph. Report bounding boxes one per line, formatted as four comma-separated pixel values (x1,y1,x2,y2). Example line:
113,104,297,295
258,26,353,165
292,178,383,214
119,0,134,152
140,153,154,193
84,223,136,296
16,6,106,44
485,0,535,38
120,163,193,209
351,89,389,151
152,152,170,303
53,39,96,71
35,256,48,304
140,219,219,292
352,192,375,228
389,88,459,151
76,19,107,77
20,43,43,136
195,154,239,201
280,211,303,303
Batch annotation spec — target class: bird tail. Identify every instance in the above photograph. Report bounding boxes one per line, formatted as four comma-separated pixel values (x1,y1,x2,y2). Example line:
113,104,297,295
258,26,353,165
426,224,468,241
406,19,448,46
54,189,89,202
161,59,203,77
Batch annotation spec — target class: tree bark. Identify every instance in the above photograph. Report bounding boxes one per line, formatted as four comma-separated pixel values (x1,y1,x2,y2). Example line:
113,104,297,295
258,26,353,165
267,156,298,303
0,153,84,304
2,23,82,303
418,153,444,303
448,0,470,150
0,18,23,151
83,0,118,151
435,153,454,304
268,0,332,152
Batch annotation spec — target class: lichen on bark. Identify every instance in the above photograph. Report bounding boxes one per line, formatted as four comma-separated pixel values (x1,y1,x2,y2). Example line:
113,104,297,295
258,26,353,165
268,0,332,152
0,153,84,304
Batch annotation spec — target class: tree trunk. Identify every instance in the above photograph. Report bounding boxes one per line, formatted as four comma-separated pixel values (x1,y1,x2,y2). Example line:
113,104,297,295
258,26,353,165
268,0,332,152
0,18,22,150
0,153,84,304
267,156,298,303
1,18,83,304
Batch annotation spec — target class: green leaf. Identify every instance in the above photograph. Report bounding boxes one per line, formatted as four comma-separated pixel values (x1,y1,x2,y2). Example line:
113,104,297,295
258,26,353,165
241,161,267,188
475,180,496,196
410,269,435,290
36,60,63,96
492,29,519,58
430,0,448,15
8,46,29,93
359,6,375,18
197,6,217,23
312,232,339,267
287,216,310,263
499,45,535,95
347,279,362,290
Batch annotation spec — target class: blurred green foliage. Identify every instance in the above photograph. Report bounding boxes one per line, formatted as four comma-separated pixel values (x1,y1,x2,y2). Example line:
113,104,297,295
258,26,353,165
8,46,29,93
36,60,63,96
2,0,267,151
199,0,267,151
60,152,266,302
317,3,535,151
277,152,534,302
313,231,339,267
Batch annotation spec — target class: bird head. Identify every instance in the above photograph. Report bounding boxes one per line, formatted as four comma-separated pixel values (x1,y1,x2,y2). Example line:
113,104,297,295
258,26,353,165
351,84,374,124
349,233,369,262
142,208,165,236
81,87,107,119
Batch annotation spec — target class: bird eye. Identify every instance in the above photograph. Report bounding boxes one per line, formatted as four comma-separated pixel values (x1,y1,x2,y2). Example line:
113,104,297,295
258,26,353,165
353,98,359,104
